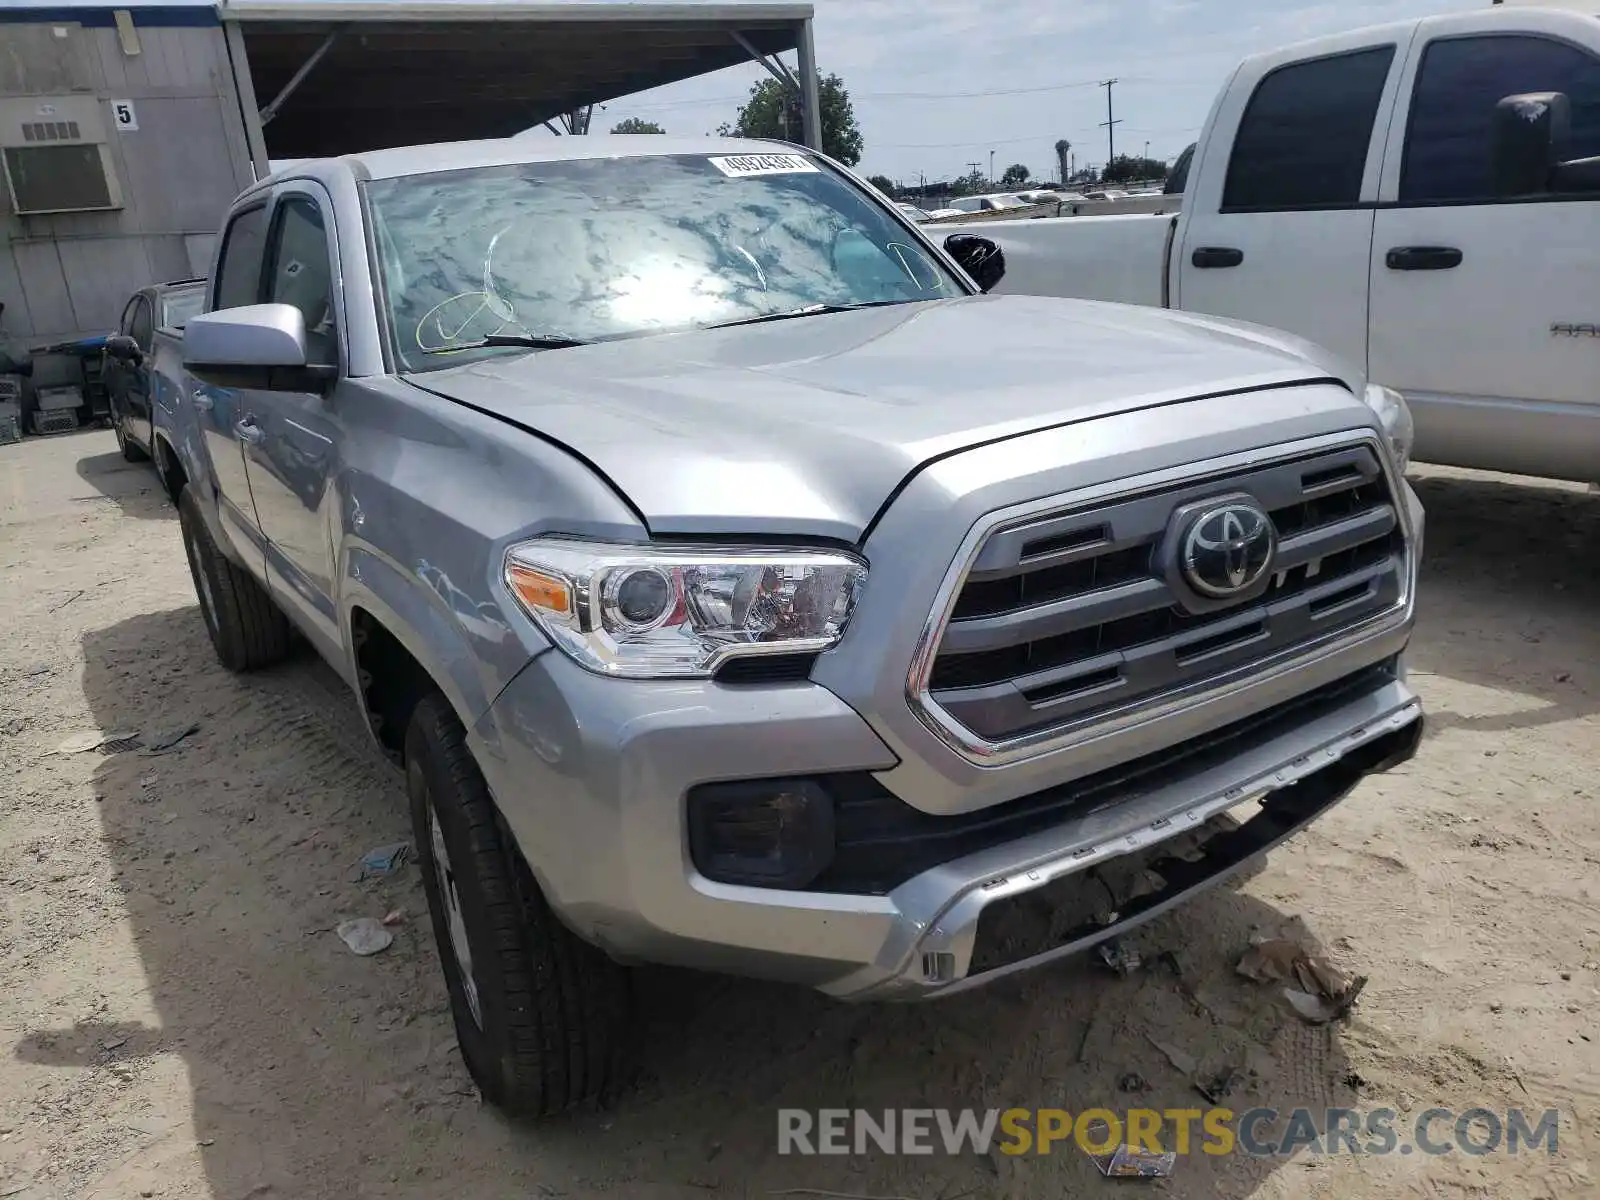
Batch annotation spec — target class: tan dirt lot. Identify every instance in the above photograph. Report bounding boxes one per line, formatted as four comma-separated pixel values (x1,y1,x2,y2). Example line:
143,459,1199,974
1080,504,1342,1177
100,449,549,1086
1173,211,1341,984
1,429,1598,1200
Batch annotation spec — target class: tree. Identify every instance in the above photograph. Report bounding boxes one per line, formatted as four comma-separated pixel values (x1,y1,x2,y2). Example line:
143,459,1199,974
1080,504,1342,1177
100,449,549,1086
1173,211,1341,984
1054,139,1072,184
1000,163,1031,187
949,169,987,197
611,117,665,134
865,173,895,195
1102,154,1168,184
718,73,864,166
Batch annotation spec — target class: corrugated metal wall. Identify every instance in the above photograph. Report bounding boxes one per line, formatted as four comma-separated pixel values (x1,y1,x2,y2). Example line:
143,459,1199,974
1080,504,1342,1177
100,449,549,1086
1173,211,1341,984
0,10,256,347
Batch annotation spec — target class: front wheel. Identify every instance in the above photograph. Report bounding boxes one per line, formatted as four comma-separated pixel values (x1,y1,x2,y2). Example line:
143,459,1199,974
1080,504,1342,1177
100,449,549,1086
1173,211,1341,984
406,693,632,1116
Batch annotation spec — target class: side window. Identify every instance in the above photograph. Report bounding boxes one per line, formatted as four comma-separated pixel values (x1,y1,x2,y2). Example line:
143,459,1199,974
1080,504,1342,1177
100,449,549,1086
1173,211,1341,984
214,205,269,311
1401,35,1600,204
265,196,337,367
128,297,154,352
1223,46,1397,211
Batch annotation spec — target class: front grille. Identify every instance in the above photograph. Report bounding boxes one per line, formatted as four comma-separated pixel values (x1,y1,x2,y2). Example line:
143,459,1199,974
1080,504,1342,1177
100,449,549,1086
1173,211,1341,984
923,440,1406,746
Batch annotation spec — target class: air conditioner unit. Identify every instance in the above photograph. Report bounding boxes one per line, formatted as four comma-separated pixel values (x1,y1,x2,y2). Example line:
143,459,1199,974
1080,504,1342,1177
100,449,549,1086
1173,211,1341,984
0,95,122,215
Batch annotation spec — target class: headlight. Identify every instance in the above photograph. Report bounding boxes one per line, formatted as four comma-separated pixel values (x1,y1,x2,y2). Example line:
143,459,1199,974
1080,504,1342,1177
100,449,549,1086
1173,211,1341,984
503,540,868,678
1363,384,1414,475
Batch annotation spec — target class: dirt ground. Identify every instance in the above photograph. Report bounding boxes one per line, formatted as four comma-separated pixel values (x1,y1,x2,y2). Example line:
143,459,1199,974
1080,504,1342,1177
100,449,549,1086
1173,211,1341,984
1,429,1597,1200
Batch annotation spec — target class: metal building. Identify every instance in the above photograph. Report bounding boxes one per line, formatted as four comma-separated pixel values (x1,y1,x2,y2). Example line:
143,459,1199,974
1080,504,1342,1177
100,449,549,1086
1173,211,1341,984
0,0,820,347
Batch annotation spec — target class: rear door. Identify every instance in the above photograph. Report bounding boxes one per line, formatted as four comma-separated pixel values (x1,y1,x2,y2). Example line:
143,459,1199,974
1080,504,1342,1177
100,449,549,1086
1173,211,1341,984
1368,16,1600,479
1176,28,1416,371
196,202,272,564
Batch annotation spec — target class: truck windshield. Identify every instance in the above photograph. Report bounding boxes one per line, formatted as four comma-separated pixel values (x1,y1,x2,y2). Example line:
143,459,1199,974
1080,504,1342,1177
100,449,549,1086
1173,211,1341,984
365,152,964,372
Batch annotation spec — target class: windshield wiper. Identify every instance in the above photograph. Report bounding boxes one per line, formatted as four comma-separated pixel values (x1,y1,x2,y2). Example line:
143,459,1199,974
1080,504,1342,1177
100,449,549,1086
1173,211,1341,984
421,332,590,355
703,300,911,331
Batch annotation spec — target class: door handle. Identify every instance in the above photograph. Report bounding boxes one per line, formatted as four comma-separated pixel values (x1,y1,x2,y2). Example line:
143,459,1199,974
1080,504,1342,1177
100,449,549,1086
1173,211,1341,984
192,392,214,411
1385,246,1463,271
1191,246,1244,269
234,417,265,445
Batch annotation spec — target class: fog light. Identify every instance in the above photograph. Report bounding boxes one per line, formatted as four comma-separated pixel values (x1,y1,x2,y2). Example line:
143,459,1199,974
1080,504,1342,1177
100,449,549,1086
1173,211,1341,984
687,779,835,889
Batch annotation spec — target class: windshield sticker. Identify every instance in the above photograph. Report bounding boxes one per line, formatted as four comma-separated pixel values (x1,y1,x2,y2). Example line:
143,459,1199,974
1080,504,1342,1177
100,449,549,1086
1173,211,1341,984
708,154,819,178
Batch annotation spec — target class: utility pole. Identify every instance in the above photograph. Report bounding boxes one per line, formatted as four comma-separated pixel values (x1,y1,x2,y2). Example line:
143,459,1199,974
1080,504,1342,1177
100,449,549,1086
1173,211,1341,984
965,160,982,191
1100,78,1121,166
989,149,995,188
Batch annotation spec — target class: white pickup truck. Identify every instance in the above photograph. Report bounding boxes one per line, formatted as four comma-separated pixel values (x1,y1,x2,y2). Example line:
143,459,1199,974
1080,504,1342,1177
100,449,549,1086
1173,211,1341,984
948,2,1600,484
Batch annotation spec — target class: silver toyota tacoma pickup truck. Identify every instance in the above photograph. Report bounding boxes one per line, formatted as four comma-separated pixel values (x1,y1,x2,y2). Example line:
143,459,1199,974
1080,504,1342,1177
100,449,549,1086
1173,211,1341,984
162,135,1425,1116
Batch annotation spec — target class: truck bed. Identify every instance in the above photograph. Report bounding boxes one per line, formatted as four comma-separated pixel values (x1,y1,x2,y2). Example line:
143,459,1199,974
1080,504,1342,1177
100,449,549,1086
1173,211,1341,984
936,212,1175,308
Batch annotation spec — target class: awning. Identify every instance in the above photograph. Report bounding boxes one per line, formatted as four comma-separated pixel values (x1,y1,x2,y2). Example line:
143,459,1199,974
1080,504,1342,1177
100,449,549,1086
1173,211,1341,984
222,1,816,159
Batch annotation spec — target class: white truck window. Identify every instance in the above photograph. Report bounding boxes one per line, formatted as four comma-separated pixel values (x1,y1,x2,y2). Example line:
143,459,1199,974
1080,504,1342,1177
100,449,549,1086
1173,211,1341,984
1223,46,1396,211
1400,34,1600,203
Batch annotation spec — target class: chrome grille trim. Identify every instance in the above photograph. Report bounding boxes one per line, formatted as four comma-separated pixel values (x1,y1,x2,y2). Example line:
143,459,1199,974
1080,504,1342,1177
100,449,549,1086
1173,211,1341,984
905,431,1417,768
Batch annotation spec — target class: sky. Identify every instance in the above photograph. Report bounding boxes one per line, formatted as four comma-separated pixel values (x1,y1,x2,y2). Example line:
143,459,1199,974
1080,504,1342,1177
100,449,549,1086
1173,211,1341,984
594,0,1487,185
40,0,1489,184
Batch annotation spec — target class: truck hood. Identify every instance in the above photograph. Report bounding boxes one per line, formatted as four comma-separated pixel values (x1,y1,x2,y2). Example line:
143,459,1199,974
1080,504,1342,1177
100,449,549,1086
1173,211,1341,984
407,294,1352,542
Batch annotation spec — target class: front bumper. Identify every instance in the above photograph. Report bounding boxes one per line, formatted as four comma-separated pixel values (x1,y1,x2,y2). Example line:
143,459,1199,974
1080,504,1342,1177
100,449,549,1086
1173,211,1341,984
475,647,1421,998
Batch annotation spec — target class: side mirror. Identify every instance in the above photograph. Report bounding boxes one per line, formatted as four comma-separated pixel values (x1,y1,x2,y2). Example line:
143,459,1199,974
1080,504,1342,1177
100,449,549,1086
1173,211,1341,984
943,234,1006,293
105,334,142,364
183,303,332,392
1489,91,1569,197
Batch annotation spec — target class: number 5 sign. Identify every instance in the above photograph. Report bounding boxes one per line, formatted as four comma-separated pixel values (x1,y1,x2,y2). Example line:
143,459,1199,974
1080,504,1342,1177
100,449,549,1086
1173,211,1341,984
111,100,138,131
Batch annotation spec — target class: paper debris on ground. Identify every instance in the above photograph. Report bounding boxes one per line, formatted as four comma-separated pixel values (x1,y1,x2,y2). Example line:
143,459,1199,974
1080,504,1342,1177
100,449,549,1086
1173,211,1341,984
54,728,136,754
336,918,394,956
141,722,200,754
1089,1144,1178,1178
1097,939,1142,976
1147,1035,1196,1076
1237,937,1367,1024
359,842,411,878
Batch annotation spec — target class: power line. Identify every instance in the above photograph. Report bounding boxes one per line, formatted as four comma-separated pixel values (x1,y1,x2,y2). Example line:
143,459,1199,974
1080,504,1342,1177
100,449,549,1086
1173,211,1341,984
619,73,1221,112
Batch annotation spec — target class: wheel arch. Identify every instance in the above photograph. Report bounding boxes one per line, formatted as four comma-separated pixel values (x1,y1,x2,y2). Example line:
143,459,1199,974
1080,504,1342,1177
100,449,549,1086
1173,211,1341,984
343,547,503,764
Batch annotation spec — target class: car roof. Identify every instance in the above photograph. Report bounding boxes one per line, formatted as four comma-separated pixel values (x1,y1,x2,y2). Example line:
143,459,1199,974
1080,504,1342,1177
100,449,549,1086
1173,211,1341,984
248,135,813,192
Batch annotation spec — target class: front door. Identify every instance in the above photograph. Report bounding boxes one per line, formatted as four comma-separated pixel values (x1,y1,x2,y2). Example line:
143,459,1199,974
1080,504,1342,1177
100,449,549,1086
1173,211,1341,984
196,203,272,564
1368,28,1600,480
1176,35,1412,372
239,187,343,659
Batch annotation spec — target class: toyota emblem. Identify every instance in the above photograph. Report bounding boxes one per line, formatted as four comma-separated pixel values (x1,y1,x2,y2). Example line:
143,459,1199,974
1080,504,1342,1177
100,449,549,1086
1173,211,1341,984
1181,500,1276,598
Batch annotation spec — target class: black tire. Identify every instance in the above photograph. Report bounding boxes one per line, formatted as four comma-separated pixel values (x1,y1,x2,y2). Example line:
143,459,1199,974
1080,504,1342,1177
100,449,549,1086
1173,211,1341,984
177,484,291,672
115,413,146,462
406,693,632,1117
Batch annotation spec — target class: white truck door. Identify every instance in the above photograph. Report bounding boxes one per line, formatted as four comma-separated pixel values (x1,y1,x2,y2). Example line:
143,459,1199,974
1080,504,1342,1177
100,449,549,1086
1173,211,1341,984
1176,29,1416,372
1369,14,1600,480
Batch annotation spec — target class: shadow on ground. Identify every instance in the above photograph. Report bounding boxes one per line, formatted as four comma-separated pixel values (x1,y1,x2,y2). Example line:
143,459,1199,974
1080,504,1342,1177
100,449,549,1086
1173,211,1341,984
72,444,172,522
12,599,1361,1198
1406,469,1600,735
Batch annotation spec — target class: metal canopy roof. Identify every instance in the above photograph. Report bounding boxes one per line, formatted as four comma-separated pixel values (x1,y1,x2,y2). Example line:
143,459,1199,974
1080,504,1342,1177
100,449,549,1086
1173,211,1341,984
224,1,815,160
